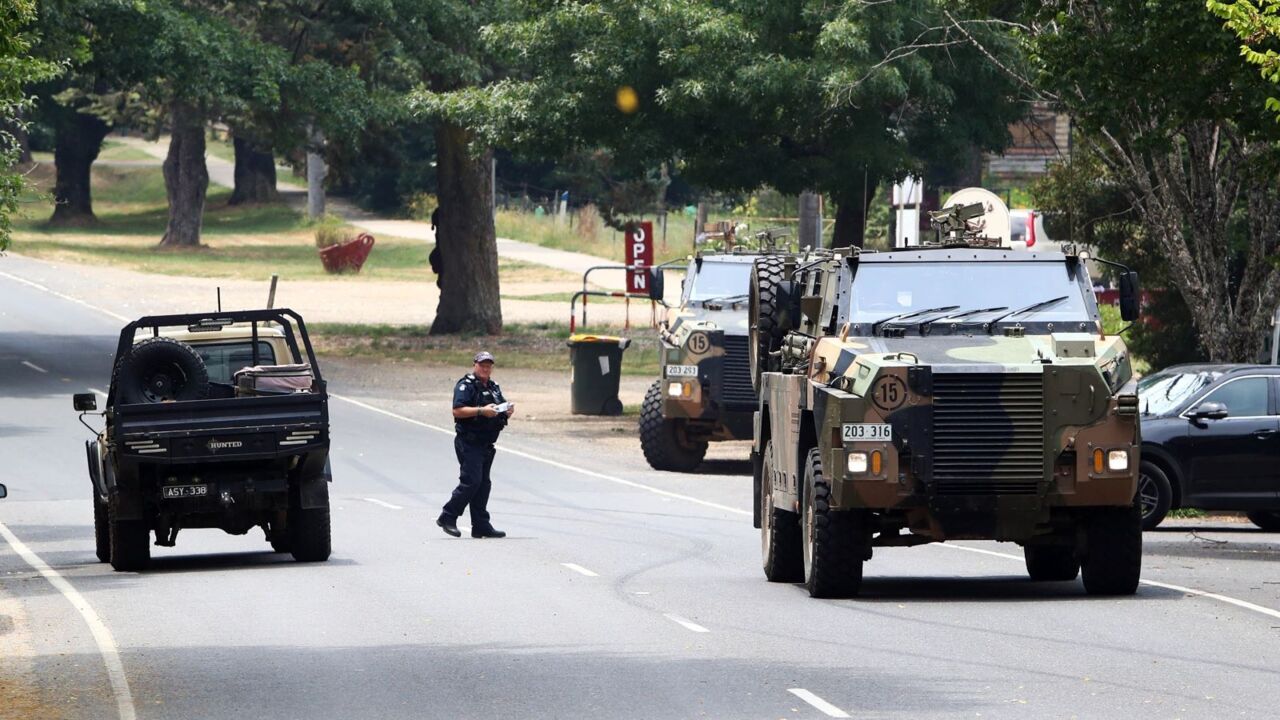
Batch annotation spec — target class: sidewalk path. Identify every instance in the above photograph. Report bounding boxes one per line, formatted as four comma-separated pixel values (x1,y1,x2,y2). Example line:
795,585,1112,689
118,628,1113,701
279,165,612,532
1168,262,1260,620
114,137,627,290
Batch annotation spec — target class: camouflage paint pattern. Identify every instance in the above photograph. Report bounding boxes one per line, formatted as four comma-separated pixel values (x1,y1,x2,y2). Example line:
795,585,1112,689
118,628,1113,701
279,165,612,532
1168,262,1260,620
654,255,761,440
757,249,1140,544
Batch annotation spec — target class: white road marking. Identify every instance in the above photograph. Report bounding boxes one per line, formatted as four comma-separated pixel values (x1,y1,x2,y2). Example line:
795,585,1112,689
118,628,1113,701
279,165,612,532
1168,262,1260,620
662,613,709,633
21,360,47,373
788,689,850,718
0,521,137,720
362,497,403,510
561,563,599,577
330,393,750,518
936,543,1280,621
0,270,129,322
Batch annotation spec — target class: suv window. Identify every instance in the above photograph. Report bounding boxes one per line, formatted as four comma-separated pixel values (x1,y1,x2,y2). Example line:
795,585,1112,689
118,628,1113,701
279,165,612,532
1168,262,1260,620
194,341,277,385
1199,377,1269,417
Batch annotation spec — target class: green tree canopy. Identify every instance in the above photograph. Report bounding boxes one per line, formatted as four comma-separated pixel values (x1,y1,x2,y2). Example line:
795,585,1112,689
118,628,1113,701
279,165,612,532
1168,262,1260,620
415,0,1024,246
1,0,61,249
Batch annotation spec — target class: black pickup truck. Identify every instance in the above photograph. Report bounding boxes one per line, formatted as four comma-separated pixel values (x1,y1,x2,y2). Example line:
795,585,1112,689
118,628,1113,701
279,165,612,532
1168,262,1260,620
75,309,332,571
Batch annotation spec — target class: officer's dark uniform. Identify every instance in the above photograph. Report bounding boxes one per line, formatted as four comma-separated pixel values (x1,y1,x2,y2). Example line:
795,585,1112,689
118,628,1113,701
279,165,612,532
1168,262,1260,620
439,372,508,532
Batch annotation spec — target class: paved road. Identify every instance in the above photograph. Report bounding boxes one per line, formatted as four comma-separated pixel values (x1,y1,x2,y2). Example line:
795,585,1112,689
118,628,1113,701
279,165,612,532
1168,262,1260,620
2,271,1280,719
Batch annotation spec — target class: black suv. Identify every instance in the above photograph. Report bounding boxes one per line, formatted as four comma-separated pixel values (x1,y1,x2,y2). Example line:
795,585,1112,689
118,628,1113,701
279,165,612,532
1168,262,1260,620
1137,364,1280,530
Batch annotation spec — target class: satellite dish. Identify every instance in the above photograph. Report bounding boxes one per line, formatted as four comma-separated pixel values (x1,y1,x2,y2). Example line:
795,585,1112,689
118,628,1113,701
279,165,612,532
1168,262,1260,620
943,188,1011,247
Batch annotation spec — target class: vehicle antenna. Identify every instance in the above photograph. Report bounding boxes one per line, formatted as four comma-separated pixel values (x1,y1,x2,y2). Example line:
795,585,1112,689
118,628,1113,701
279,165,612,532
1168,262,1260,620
267,274,278,309
217,287,222,312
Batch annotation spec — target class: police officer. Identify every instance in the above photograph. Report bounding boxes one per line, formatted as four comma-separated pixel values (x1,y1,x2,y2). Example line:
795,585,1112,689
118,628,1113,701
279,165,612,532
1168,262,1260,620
437,351,514,538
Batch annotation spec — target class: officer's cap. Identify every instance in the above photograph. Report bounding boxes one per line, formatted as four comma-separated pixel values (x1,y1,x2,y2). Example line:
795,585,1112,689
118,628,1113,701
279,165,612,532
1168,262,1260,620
473,351,495,364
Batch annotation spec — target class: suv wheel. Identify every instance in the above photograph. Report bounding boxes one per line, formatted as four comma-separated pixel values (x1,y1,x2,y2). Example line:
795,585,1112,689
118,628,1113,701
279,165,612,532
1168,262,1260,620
108,503,150,572
1137,460,1172,530
1024,543,1079,581
289,482,331,562
639,380,707,472
1246,511,1280,532
801,448,865,598
93,496,111,563
1081,505,1142,596
760,440,802,582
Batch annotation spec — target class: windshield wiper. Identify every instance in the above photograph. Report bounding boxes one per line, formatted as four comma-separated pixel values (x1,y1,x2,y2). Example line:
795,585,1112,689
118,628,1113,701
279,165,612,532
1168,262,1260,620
871,305,960,336
697,293,749,307
919,306,1009,334
984,296,1069,329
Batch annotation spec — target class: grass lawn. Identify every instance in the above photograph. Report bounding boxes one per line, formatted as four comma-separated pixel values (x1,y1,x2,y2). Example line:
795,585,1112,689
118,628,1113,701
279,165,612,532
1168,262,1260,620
10,163,572,284
310,321,662,376
97,140,157,162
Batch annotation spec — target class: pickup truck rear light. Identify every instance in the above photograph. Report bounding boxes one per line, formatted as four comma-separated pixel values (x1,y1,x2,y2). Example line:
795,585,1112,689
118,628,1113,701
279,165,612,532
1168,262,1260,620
280,431,319,447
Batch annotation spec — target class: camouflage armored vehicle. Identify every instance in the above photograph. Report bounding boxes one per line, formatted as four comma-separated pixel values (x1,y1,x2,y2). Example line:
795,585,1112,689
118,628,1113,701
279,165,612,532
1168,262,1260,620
750,204,1143,597
640,252,766,471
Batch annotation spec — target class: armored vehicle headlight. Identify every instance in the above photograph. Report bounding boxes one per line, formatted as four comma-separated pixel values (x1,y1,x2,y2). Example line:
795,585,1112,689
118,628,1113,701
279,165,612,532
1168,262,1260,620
1107,449,1129,472
847,452,868,474
668,381,694,398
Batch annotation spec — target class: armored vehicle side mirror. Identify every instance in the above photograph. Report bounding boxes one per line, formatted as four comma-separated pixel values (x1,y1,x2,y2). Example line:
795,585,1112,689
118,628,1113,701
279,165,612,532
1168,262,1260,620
1119,271,1141,322
774,281,802,332
73,393,98,412
0,483,6,499
1189,401,1228,421
648,268,665,302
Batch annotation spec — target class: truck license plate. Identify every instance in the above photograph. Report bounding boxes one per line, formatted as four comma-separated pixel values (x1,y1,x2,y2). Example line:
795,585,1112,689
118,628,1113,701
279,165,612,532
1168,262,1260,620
666,365,698,378
842,424,892,441
162,484,208,499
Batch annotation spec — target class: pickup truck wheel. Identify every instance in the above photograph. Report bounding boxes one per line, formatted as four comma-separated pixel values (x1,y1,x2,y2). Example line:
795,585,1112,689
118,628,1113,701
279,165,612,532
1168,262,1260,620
113,337,210,405
801,448,864,598
761,440,803,582
1081,505,1142,596
639,380,707,472
289,483,331,562
93,497,111,563
1024,544,1079,581
108,508,150,572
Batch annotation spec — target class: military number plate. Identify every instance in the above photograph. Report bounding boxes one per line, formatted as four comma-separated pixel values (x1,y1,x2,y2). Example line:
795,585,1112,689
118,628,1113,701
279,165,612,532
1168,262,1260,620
842,424,892,441
666,365,698,378
162,484,208,499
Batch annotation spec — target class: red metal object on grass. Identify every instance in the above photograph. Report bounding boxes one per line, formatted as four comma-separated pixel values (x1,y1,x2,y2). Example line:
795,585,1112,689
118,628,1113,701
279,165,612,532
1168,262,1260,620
319,233,375,274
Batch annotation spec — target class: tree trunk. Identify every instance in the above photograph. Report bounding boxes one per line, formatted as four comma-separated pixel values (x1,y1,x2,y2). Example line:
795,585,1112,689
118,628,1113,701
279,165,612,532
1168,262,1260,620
430,122,502,335
798,191,822,249
228,135,278,205
49,112,109,226
160,102,208,248
830,191,873,249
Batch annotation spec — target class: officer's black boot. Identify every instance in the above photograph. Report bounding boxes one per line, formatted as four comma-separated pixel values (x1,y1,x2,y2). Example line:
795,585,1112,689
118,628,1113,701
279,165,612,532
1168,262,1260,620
436,514,461,538
471,526,506,539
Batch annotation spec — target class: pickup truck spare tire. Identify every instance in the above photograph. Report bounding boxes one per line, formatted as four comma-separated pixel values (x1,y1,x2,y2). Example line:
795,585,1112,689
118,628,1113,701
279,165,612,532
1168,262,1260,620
114,337,210,404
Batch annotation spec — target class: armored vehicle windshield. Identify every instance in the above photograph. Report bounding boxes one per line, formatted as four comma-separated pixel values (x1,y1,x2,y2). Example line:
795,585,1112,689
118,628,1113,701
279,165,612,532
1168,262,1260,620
847,254,1094,333
687,260,752,303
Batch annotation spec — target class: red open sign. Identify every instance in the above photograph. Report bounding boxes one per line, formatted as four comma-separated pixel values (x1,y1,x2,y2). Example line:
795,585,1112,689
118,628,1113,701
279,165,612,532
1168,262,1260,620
625,221,654,294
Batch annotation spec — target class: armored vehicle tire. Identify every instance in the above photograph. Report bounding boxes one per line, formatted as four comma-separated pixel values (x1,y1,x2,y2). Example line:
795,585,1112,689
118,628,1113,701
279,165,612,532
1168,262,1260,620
93,496,111,563
1024,544,1079,582
801,448,865,598
1246,511,1280,532
1137,460,1172,531
113,337,210,405
749,256,786,391
639,380,707,472
108,507,150,572
760,440,803,582
289,482,331,562
1080,506,1142,596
